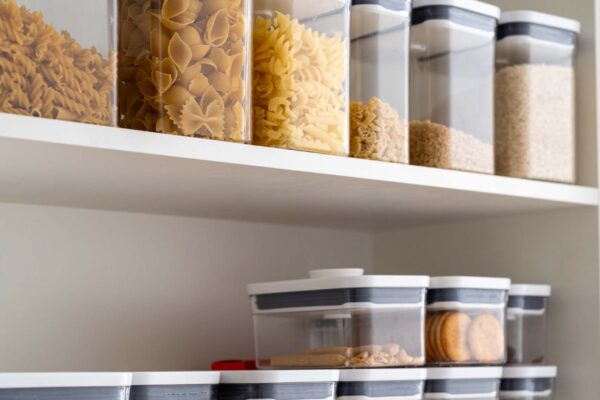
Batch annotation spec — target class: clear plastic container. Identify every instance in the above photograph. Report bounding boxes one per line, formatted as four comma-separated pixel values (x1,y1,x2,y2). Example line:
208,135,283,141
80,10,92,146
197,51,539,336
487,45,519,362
337,369,426,400
219,370,338,400
252,0,350,156
500,366,557,400
130,372,219,400
495,11,580,183
118,0,251,142
426,276,510,365
425,367,502,400
247,269,430,369
0,0,117,125
349,0,411,163
409,0,500,174
506,284,551,365
0,373,131,400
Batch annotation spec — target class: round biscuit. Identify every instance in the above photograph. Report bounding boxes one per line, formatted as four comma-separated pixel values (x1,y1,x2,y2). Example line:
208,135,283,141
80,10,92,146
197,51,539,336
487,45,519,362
468,313,505,363
440,312,472,362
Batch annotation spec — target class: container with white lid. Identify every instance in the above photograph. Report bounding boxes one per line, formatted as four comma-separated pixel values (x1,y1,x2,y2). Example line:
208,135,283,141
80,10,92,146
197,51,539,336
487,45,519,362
219,370,339,400
337,369,427,400
0,373,131,400
248,269,430,369
425,367,502,399
426,276,511,365
506,284,551,364
130,372,219,400
500,366,557,399
409,0,500,175
495,11,580,183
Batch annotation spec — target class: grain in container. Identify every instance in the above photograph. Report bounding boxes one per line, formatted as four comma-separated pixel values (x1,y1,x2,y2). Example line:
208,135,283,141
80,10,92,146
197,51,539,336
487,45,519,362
252,0,350,156
506,284,551,365
130,372,219,400
337,369,426,400
247,269,429,368
0,0,117,125
118,0,251,142
349,0,411,163
426,276,510,365
409,0,500,174
500,366,557,400
0,373,131,400
495,11,580,183
425,367,502,400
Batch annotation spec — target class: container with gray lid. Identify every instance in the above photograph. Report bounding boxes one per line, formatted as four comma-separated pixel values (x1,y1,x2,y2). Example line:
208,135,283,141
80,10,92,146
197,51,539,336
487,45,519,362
501,366,557,399
130,372,219,400
425,367,502,399
337,369,426,399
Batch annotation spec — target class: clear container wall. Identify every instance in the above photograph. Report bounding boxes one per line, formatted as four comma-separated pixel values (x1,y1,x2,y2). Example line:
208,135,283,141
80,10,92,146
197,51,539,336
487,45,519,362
506,296,548,364
0,387,128,400
500,378,554,400
130,385,216,400
118,0,251,142
0,0,117,125
252,0,350,155
495,24,577,183
410,7,497,174
219,383,337,400
425,378,499,400
349,0,410,163
337,380,425,400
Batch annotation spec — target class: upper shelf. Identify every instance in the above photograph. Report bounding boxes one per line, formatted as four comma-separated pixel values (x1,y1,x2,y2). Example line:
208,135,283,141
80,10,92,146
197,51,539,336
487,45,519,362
0,114,597,230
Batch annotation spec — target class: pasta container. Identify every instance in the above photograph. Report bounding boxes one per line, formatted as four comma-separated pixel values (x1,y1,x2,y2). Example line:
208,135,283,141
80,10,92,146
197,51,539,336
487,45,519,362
501,366,557,400
219,370,339,400
337,369,426,400
425,367,502,400
506,284,551,365
349,0,411,163
495,11,580,183
0,0,117,126
247,268,430,369
426,276,510,365
409,0,500,174
252,0,350,156
0,373,131,400
118,0,251,142
130,372,219,400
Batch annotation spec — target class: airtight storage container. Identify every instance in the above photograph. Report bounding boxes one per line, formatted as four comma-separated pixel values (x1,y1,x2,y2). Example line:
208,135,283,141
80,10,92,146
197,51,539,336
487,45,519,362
500,366,557,400
248,269,430,368
426,276,510,365
0,0,117,126
337,369,427,400
506,284,551,364
130,372,219,400
495,11,580,183
0,373,131,400
118,0,251,142
349,0,411,163
425,367,502,400
219,370,338,400
252,0,350,156
409,0,500,174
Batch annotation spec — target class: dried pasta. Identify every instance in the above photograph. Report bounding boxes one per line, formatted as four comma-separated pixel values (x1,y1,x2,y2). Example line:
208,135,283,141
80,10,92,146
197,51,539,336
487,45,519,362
0,0,117,125
118,0,249,142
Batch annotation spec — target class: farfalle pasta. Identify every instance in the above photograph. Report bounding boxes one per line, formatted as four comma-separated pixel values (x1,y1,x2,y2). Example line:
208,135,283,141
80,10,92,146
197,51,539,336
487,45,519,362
119,0,250,142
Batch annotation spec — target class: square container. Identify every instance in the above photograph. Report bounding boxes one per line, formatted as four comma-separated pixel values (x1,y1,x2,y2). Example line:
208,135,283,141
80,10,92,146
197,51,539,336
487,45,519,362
506,284,551,365
349,0,411,163
495,11,580,183
130,372,219,400
252,0,350,156
0,373,131,400
219,370,339,400
425,367,502,400
118,0,251,142
0,0,117,125
337,369,426,400
426,276,511,365
248,269,430,369
500,366,557,400
409,0,500,174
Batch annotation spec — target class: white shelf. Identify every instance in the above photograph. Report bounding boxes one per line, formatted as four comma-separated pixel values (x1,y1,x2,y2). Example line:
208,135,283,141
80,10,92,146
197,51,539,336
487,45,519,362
0,114,597,229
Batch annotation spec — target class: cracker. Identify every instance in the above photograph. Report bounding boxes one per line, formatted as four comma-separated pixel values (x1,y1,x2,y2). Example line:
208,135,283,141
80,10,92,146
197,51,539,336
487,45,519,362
440,312,472,362
468,313,505,363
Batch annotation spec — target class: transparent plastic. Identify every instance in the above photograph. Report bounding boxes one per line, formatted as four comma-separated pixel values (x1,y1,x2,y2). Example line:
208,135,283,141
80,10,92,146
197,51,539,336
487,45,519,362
506,296,548,364
252,0,350,156
425,378,500,400
500,377,555,400
118,0,251,142
349,0,410,163
0,0,117,125
0,387,128,400
131,384,216,400
219,381,337,400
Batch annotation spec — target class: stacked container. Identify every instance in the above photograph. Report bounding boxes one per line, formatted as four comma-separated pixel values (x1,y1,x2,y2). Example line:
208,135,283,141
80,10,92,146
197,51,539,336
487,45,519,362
337,369,427,400
425,367,502,399
130,372,219,400
500,366,557,400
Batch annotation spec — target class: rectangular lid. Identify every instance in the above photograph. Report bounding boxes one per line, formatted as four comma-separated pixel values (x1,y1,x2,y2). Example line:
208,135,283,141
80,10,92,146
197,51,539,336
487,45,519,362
132,372,219,386
220,370,339,384
0,373,132,389
500,10,580,33
413,0,500,19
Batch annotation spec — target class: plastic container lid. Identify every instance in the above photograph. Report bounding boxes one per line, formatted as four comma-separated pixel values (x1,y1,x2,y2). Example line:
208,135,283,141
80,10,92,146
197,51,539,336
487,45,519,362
427,367,503,380
0,373,132,389
412,0,500,19
352,0,411,9
340,369,427,382
500,10,580,33
220,370,340,384
430,276,511,290
509,284,552,297
132,372,219,386
502,366,557,379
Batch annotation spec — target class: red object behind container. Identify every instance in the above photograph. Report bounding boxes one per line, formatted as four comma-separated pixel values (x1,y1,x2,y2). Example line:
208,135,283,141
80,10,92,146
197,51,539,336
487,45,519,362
211,360,257,371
